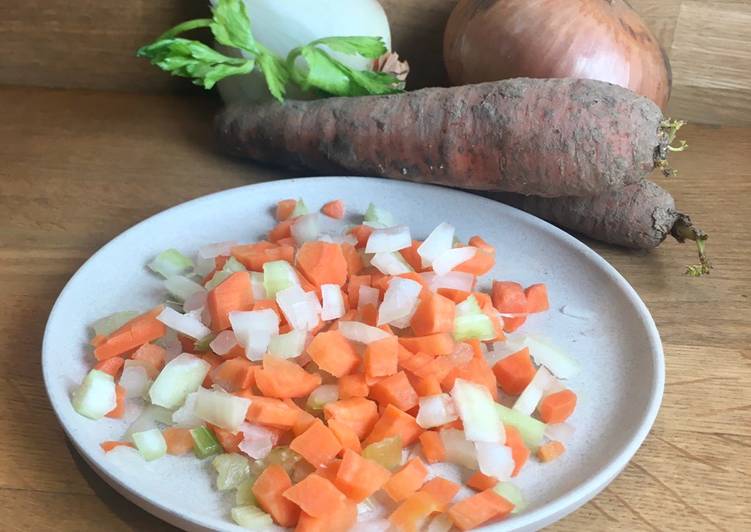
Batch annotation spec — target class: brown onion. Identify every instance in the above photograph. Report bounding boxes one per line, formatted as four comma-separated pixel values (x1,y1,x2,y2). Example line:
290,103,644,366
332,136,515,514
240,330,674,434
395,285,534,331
444,0,671,110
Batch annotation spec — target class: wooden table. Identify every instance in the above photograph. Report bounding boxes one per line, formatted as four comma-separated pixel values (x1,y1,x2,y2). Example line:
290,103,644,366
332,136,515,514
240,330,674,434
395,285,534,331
1,86,749,531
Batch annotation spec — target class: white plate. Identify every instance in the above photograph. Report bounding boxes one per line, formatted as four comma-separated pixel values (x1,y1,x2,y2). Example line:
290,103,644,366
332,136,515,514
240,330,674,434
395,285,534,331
43,177,664,531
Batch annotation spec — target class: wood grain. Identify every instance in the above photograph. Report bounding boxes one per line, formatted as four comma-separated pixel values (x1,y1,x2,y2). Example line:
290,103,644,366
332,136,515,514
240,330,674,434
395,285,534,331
2,0,750,125
0,86,749,530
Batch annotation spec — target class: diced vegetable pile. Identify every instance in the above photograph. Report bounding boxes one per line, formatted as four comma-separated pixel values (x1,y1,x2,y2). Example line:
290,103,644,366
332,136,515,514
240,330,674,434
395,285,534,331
73,199,580,531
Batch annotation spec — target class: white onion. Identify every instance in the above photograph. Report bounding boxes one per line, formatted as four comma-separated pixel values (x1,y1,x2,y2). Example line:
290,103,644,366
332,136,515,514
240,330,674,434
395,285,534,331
216,0,392,103
370,251,413,275
199,241,238,259
350,519,391,532
291,213,320,244
486,335,528,365
165,275,206,302
229,309,279,360
276,285,322,331
416,393,458,429
194,253,216,277
119,361,152,399
365,225,411,254
210,330,239,356
355,286,378,312
377,277,422,326
321,284,345,320
194,387,251,432
427,514,454,532
319,233,358,245
418,222,455,268
306,384,339,410
525,336,581,379
124,405,175,440
544,422,576,442
157,306,212,340
431,247,476,276
513,367,565,415
183,289,208,313
451,379,504,443
250,271,266,300
156,329,182,361
338,321,391,344
171,391,202,427
475,441,515,482
440,429,478,469
238,422,279,459
423,271,475,292
268,329,308,358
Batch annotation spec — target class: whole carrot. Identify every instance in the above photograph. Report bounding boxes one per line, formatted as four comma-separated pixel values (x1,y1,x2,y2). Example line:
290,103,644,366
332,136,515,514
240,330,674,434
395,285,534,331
494,180,710,275
215,78,678,198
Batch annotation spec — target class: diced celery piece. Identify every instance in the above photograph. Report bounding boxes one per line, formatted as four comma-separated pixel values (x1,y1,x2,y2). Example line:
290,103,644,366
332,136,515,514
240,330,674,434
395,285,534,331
290,198,309,218
213,453,251,491
191,426,221,459
264,446,302,475
148,249,193,278
362,435,403,470
235,477,257,506
495,404,546,448
193,333,216,352
164,275,205,302
263,260,298,298
205,270,232,291
231,505,273,529
132,428,167,461
148,353,210,409
364,202,395,227
71,369,116,420
224,256,247,273
494,482,526,514
91,311,138,337
454,295,495,341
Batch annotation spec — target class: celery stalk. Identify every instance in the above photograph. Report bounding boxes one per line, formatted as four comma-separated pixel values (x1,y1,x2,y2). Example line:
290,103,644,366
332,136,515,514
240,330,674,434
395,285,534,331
495,404,546,448
148,249,193,278
191,426,221,459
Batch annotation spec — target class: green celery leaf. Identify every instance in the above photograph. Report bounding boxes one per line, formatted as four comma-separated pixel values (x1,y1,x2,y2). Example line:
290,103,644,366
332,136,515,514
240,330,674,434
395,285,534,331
309,36,388,59
210,0,257,53
257,50,290,102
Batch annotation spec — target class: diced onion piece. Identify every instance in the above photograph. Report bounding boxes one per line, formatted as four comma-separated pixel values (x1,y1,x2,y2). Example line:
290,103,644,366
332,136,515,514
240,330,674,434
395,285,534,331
238,422,279,460
276,285,321,332
164,275,205,302
451,379,504,443
194,387,250,432
268,329,307,358
364,202,395,228
291,213,320,244
209,330,239,356
291,198,309,218
229,309,279,360
431,247,477,276
440,428,478,469
416,393,458,428
199,241,238,259
423,271,475,292
125,404,174,439
338,321,391,344
418,223,455,268
377,277,422,326
494,482,527,514
358,285,380,310
320,284,345,321
525,336,581,379
365,224,411,253
120,360,152,399
319,232,358,245
427,514,454,532
370,251,413,275
91,311,138,337
212,453,251,491
71,369,116,420
148,249,193,278
231,506,273,529
148,353,211,409
194,254,216,277
171,391,202,428
263,260,300,298
475,441,514,482
486,335,528,365
544,422,576,442
495,404,546,447
250,271,266,300
306,384,339,410
204,270,232,291
183,289,208,313
157,306,211,340
352,519,391,532
224,256,247,273
513,366,564,415
132,428,167,461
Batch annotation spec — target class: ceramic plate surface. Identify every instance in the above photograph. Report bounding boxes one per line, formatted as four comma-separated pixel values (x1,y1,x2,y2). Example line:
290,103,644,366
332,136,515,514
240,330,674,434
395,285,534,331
43,177,664,531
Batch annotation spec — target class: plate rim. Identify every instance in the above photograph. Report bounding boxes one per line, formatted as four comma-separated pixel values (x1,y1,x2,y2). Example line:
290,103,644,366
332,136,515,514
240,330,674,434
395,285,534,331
42,176,665,531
